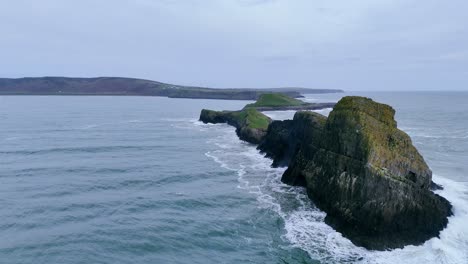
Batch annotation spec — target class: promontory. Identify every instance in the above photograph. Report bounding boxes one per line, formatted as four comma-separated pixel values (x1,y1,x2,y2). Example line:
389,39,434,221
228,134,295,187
200,95,452,250
199,93,335,144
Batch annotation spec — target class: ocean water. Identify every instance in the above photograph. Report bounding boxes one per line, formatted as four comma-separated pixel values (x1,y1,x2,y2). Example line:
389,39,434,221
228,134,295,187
0,92,467,264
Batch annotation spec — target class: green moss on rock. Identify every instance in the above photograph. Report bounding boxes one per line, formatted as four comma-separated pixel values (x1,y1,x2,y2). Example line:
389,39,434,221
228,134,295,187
229,108,271,130
260,96,452,250
199,108,271,144
245,93,307,108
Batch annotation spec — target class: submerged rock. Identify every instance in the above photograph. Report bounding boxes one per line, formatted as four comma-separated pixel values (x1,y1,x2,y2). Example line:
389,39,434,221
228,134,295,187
199,108,271,144
259,96,452,250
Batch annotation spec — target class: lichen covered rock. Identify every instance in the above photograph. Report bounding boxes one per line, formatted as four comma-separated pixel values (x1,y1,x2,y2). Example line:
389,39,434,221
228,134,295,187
260,96,452,249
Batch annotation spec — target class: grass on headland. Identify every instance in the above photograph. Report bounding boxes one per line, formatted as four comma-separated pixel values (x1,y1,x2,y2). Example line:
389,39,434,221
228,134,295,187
231,108,271,129
245,93,307,108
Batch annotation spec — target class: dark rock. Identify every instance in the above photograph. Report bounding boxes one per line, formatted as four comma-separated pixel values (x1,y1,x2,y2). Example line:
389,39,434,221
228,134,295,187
431,181,444,190
257,111,326,169
260,96,452,250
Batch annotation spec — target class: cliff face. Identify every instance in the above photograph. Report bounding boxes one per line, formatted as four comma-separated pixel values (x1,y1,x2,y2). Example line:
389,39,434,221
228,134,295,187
259,97,452,250
257,112,326,169
199,109,271,144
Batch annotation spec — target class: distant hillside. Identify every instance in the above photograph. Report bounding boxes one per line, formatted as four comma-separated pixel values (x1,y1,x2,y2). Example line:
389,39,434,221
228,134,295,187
0,77,343,100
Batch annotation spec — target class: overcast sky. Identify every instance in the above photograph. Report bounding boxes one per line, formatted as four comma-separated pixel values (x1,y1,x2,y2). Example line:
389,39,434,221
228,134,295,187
1,0,467,90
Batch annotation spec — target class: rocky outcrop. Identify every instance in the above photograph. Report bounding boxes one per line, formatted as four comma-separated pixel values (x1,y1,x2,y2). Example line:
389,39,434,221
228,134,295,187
199,109,272,144
198,93,334,145
258,96,452,250
257,112,327,168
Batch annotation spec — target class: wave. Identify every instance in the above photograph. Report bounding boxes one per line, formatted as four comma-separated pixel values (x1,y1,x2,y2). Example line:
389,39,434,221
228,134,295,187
399,127,468,140
368,175,468,264
0,145,164,156
200,121,468,264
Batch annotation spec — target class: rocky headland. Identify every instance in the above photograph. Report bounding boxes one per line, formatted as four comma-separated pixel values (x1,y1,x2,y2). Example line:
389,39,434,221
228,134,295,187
201,95,453,250
199,93,334,144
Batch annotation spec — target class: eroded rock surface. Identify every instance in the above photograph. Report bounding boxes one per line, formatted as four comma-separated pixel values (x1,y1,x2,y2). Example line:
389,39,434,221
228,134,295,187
259,96,452,249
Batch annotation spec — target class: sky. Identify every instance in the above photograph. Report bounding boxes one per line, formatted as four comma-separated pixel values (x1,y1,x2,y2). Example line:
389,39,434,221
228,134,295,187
1,0,467,91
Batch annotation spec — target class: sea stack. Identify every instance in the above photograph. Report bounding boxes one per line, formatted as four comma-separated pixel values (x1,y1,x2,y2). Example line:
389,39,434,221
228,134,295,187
258,96,452,249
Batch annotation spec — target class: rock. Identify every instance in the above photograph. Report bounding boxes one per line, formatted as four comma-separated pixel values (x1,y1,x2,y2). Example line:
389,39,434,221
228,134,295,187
257,120,295,167
199,108,272,144
198,93,334,145
259,96,452,250
431,181,444,190
257,111,326,168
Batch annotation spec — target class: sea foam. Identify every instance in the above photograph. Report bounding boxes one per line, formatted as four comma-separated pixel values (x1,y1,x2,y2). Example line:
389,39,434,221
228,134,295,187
201,119,468,264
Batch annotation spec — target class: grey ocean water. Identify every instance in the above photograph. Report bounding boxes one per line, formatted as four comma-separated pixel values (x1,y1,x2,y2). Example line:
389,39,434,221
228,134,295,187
0,92,467,264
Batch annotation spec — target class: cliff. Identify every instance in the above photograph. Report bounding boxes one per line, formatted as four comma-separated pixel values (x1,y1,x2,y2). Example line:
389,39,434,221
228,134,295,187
258,97,452,249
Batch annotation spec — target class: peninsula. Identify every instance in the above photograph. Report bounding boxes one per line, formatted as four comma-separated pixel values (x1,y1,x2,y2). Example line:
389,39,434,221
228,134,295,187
200,93,335,144
200,95,452,250
0,77,343,100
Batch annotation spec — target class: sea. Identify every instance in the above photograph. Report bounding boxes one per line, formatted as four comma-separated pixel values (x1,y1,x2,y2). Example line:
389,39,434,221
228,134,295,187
0,92,467,264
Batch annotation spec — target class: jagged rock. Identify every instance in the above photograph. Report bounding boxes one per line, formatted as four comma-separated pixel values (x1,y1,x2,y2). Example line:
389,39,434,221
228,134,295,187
257,111,326,168
259,96,452,250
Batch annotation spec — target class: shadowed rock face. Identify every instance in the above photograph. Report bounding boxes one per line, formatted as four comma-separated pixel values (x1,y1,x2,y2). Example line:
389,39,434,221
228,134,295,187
258,96,452,250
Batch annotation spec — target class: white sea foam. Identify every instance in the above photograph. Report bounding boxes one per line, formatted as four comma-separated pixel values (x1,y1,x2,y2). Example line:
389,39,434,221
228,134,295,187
199,120,468,264
3,136,20,141
168,118,217,131
367,175,468,264
263,108,333,121
263,110,297,120
313,108,333,117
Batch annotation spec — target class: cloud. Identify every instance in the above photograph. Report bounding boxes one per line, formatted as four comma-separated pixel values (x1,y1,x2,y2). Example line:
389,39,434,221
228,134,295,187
236,0,277,6
0,0,467,90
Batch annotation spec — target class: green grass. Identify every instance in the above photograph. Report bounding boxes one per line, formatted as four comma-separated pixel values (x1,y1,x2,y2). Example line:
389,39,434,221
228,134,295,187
246,93,306,108
231,108,271,129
